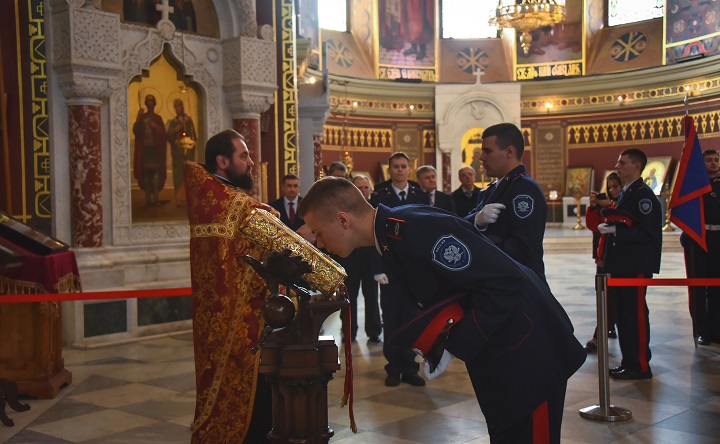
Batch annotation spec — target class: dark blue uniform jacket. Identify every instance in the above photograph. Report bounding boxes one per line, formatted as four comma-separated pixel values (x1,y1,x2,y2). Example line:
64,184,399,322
602,178,662,275
377,204,585,427
465,165,547,280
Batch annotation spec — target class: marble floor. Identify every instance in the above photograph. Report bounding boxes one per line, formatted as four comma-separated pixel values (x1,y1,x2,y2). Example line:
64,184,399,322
2,233,720,443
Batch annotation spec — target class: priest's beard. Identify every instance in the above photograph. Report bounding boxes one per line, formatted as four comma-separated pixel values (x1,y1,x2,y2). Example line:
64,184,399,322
228,171,254,190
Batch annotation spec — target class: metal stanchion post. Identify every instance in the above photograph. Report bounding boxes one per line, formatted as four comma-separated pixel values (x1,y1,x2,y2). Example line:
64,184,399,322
579,274,632,421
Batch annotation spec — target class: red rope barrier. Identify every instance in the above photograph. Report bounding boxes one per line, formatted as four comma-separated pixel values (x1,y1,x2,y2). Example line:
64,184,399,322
0,287,192,304
607,278,720,287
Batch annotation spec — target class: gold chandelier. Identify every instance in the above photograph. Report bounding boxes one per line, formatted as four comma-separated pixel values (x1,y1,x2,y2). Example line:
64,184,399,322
490,0,566,55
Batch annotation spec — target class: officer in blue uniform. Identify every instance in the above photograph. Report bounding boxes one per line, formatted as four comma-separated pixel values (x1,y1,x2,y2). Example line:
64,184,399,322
681,149,720,345
598,148,662,380
466,123,547,281
298,177,586,444
369,152,430,387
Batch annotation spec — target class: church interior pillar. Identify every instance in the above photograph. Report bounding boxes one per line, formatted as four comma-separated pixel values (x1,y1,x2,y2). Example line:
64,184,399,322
313,133,323,180
441,151,452,193
67,99,103,248
233,115,262,200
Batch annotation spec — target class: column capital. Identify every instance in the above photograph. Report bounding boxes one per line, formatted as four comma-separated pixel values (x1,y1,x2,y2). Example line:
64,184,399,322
66,97,103,107
51,6,122,100
298,79,330,136
222,36,277,118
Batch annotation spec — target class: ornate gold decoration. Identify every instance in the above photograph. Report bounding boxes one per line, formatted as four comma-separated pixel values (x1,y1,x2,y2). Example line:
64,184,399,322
490,0,566,55
342,151,354,174
323,125,394,151
240,208,346,297
329,96,434,114
29,0,50,219
522,77,720,111
280,0,298,176
177,132,196,152
567,110,720,148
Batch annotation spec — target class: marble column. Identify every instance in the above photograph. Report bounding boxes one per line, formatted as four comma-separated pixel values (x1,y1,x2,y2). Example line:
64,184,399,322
67,99,103,247
313,133,323,180
441,151,452,193
233,115,262,200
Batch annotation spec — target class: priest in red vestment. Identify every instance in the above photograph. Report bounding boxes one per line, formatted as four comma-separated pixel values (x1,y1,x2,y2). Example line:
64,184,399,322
185,129,276,443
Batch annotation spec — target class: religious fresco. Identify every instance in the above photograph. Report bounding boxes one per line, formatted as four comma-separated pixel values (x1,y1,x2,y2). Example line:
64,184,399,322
666,0,720,63
586,19,662,75
128,52,201,223
461,128,491,187
350,0,374,58
515,0,583,80
438,39,511,82
323,30,375,78
376,0,437,81
103,0,219,38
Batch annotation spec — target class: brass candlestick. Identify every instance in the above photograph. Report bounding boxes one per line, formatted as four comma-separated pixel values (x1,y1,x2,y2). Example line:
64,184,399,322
573,186,585,230
661,187,675,231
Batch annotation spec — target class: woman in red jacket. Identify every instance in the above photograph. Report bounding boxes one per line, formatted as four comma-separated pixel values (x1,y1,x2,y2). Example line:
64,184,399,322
584,172,622,352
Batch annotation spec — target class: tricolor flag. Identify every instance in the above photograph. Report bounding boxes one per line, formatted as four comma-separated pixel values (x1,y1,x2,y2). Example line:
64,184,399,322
669,115,713,251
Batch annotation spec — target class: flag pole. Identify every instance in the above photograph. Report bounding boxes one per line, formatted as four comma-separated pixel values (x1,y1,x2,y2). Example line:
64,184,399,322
684,92,689,117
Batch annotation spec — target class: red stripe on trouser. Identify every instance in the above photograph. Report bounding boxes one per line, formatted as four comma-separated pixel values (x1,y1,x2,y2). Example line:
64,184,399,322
532,400,550,444
636,280,650,373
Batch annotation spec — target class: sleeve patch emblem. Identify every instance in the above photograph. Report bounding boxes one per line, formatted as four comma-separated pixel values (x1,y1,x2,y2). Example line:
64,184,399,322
639,198,653,214
432,235,472,271
513,194,534,219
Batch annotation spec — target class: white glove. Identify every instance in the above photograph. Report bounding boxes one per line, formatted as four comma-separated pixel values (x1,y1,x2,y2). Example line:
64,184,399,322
474,203,506,227
597,223,616,235
420,350,454,381
373,273,389,285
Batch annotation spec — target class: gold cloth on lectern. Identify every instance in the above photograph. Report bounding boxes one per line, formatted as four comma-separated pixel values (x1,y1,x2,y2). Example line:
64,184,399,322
239,208,346,296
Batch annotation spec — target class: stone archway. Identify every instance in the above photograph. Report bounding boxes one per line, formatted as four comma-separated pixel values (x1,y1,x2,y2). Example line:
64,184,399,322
434,83,521,190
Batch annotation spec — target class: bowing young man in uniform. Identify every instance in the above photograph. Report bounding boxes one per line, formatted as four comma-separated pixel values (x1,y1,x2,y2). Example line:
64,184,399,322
467,123,547,281
369,152,429,387
598,148,662,380
298,177,586,444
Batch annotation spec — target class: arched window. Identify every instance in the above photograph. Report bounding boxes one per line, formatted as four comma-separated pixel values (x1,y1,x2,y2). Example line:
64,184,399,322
442,0,498,39
608,0,663,26
319,0,347,32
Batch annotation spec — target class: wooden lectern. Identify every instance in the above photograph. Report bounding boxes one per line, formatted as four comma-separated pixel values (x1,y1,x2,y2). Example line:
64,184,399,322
260,300,347,443
0,212,76,399
242,252,349,444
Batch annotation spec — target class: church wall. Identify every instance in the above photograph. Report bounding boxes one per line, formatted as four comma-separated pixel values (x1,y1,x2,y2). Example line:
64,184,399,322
585,18,663,75
0,1,25,217
31,0,279,347
524,96,720,196
1,0,52,235
322,114,434,185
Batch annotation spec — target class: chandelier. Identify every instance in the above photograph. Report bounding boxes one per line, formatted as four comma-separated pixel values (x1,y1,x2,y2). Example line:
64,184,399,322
490,0,566,55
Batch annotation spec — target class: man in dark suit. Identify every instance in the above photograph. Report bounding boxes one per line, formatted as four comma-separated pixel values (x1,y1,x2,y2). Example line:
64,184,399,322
369,152,429,387
599,148,662,380
297,177,586,444
416,165,456,213
269,174,304,231
452,166,481,217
